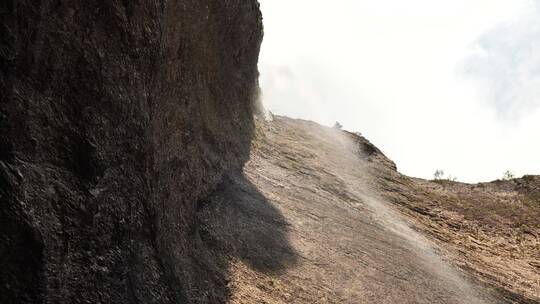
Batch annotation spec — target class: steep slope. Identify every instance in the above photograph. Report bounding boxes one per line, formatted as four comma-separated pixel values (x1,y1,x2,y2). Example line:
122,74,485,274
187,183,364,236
200,116,539,303
377,165,540,302
2,1,537,302
0,1,262,303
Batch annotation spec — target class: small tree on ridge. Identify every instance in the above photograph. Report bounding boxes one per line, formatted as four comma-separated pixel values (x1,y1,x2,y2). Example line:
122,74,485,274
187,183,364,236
502,170,515,181
433,169,444,181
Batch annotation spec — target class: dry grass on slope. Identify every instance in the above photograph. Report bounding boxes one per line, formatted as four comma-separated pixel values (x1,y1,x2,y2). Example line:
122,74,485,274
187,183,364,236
372,163,540,302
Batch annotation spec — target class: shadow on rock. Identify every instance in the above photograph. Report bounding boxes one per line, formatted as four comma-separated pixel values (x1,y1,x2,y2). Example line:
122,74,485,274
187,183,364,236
198,173,298,275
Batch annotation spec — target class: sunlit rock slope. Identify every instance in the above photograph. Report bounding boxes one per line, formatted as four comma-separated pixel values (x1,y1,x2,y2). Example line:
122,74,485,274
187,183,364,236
200,116,539,304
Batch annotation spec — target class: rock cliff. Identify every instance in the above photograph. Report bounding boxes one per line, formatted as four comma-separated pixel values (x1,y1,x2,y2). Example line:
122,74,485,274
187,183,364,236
0,1,262,303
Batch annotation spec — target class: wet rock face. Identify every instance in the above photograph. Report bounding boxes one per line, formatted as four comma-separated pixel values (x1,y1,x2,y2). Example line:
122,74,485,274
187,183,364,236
0,1,262,303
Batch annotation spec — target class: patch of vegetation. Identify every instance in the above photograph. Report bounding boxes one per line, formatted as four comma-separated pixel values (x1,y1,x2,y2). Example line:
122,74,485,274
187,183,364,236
432,169,457,182
433,169,444,181
522,175,535,182
502,170,515,181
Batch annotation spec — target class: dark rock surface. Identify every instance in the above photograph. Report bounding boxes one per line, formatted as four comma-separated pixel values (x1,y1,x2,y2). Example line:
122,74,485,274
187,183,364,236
0,1,262,303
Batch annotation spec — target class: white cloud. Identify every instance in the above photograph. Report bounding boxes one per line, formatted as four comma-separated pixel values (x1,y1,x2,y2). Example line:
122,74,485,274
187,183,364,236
259,0,540,182
463,0,540,119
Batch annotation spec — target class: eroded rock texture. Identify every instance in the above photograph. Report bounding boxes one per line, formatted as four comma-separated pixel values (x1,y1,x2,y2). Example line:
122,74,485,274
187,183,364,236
0,1,262,303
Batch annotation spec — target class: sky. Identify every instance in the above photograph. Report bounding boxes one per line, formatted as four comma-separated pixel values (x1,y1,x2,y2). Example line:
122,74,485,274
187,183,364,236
258,0,540,183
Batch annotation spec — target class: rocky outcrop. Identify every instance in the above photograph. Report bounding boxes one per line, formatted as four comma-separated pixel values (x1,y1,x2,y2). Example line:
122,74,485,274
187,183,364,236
0,1,263,303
